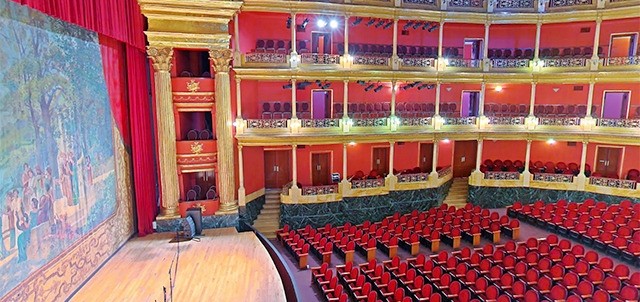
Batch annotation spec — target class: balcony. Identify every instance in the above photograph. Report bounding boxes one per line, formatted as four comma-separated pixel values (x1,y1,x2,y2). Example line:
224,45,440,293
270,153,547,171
595,118,640,130
242,52,289,67
300,53,341,67
601,56,640,70
546,0,596,11
445,58,483,70
589,177,637,190
350,55,392,69
400,57,437,70
489,58,531,70
540,57,590,70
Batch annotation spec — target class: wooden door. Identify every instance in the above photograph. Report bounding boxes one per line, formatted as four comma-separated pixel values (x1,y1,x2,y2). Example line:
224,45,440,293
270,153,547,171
453,140,477,177
595,147,622,178
372,147,390,175
419,143,434,172
312,153,331,186
264,150,291,188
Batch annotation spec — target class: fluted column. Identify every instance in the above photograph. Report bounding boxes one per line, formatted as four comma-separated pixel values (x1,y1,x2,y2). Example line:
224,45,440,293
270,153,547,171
233,13,241,65
209,49,237,212
235,78,242,119
147,46,179,218
238,145,246,206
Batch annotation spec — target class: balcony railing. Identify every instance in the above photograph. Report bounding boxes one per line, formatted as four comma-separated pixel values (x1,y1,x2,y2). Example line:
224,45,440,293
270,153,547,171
401,57,436,68
300,53,340,65
301,118,341,128
538,117,581,126
351,178,385,189
400,117,433,127
246,119,288,129
533,173,574,183
438,166,452,178
596,118,640,129
301,185,339,195
444,116,477,126
446,58,482,68
487,116,526,125
352,118,388,127
397,173,430,183
589,177,637,190
352,55,390,67
495,0,535,9
484,171,521,180
490,59,531,69
244,52,288,64
542,58,588,68
548,0,592,7
402,0,438,6
448,0,484,7
604,56,640,66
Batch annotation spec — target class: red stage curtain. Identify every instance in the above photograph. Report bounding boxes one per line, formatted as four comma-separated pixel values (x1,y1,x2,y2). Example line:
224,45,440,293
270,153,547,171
99,35,131,146
127,45,158,236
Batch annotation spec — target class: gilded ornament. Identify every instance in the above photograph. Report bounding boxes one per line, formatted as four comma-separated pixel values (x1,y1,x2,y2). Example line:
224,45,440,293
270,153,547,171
146,46,173,72
191,141,204,154
187,80,201,92
194,203,207,212
209,48,233,73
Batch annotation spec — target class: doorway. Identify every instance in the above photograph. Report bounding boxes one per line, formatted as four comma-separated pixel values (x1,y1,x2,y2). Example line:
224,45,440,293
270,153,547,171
595,146,623,178
461,91,480,117
609,33,637,57
311,89,333,119
312,32,332,54
419,143,434,173
463,38,483,60
264,150,292,189
372,147,390,176
311,152,332,186
453,140,477,177
602,91,630,119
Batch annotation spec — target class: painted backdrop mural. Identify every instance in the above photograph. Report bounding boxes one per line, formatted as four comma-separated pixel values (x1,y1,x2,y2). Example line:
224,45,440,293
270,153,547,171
0,0,116,296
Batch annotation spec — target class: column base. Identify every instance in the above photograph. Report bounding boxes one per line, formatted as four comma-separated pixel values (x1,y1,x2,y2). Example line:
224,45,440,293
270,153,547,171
235,117,245,134
470,170,484,185
389,115,399,131
429,171,439,182
158,206,180,220
432,115,444,130
385,174,398,190
576,174,587,190
522,171,532,186
477,115,489,130
238,187,246,207
581,116,596,131
525,116,538,130
341,117,352,132
217,202,239,214
589,57,600,71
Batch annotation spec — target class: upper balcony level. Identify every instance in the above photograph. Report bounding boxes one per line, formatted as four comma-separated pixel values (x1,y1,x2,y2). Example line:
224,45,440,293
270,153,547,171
234,12,640,73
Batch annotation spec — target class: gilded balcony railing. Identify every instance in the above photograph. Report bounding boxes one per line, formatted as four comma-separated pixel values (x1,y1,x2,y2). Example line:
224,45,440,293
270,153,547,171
397,173,430,183
542,58,588,67
401,57,437,68
400,117,433,127
246,119,288,129
487,116,526,125
301,53,340,65
596,118,640,129
351,178,385,188
402,0,438,6
438,166,452,178
495,0,535,9
352,118,388,127
538,117,581,126
548,0,592,7
244,52,288,64
352,55,391,67
446,58,482,68
490,59,531,69
301,118,341,128
301,185,339,195
604,56,640,66
589,177,637,190
444,117,477,126
484,171,521,180
448,0,484,7
533,173,574,183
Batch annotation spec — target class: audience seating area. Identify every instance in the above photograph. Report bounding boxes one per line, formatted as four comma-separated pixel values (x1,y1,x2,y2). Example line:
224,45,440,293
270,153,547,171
483,104,529,117
508,199,640,266
185,128,214,140
533,104,596,118
311,233,639,302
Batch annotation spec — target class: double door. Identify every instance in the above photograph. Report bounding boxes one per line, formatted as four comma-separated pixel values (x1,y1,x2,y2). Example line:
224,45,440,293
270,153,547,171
264,150,291,189
595,147,622,178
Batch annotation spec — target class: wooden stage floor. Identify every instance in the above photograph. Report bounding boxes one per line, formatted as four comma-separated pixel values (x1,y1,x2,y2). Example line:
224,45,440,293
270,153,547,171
70,228,286,302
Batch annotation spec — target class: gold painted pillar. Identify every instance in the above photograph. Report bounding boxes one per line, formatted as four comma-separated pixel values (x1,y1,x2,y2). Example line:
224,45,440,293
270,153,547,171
479,82,486,116
590,17,602,70
235,78,242,119
429,140,440,181
390,80,397,117
344,15,350,56
238,145,246,206
233,13,241,65
209,49,237,212
475,139,483,172
534,22,542,61
523,139,533,186
387,141,397,189
291,13,297,55
434,82,441,117
483,23,490,71
528,82,537,117
586,81,595,117
342,143,348,181
577,141,589,189
292,144,298,188
437,21,445,70
147,47,180,218
392,19,399,69
291,79,297,118
343,80,349,118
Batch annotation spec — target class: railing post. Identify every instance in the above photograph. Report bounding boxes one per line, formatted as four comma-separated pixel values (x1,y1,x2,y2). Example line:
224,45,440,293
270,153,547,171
392,18,400,70
576,141,589,190
523,139,532,186
483,22,491,71
235,78,244,134
582,81,596,130
590,17,602,71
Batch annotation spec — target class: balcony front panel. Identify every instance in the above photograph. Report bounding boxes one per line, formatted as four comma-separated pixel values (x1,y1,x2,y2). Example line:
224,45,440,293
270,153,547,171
401,0,440,9
400,57,438,71
493,0,538,12
242,52,289,67
546,0,596,11
447,0,487,11
490,59,531,71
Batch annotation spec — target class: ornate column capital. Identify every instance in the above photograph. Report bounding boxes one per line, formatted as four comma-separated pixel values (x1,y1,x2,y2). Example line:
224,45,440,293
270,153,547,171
147,46,173,72
209,48,233,73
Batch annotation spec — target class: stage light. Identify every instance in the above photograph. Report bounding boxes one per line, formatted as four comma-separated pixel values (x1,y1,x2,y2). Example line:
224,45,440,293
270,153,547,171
317,19,327,28
352,17,362,26
286,17,292,29
329,19,338,29
356,80,365,85
349,141,357,146
495,86,503,92
401,85,411,91
442,139,450,143
301,18,309,29
417,84,429,90
547,138,556,145
427,84,435,89
283,83,293,89
422,23,430,30
364,83,375,91
375,20,385,28
428,23,438,32
406,21,414,28
413,22,421,29
316,79,322,85
383,22,393,29
374,85,383,92
366,18,376,26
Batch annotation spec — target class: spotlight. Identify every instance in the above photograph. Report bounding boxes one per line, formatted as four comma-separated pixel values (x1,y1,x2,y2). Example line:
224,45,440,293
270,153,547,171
315,79,322,85
495,86,503,92
349,141,357,146
442,139,450,143
352,17,363,26
413,21,422,29
547,138,556,145
364,83,375,91
329,19,338,29
384,22,393,29
317,19,327,28
366,18,376,26
403,24,411,31
283,83,293,89
417,84,429,90
428,23,438,32
375,20,386,28
401,85,411,91
427,84,435,89
422,22,430,30
356,80,366,85
374,85,383,92
286,17,292,29
406,21,414,28
301,18,309,29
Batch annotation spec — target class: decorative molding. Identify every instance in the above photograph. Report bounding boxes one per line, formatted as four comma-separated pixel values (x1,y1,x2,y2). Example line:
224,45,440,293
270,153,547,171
209,49,233,73
589,177,637,190
397,173,430,183
146,46,173,72
300,53,340,65
246,119,289,129
596,118,640,128
484,171,521,180
302,185,339,195
533,172,574,183
301,118,341,128
351,178,385,188
244,52,288,64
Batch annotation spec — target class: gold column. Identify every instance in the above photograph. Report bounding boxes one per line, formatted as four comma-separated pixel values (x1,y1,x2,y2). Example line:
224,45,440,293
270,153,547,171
392,19,399,59
524,140,532,171
209,49,237,212
147,47,179,218
389,141,395,175
528,82,537,116
342,143,348,181
586,81,595,117
435,82,441,116
390,80,397,117
238,145,246,206
432,140,439,174
479,82,486,116
438,22,444,58
534,22,542,60
475,139,483,172
292,144,298,188
591,18,602,63
343,80,349,118
344,15,350,56
235,78,242,119
291,79,297,118
291,13,297,55
233,13,241,65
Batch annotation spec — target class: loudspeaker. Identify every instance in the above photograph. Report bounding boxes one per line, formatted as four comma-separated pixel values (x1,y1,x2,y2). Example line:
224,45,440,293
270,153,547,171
186,207,203,235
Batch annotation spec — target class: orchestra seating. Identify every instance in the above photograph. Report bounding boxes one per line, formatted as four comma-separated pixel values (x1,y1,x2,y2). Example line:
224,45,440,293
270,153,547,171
508,199,640,265
311,234,638,302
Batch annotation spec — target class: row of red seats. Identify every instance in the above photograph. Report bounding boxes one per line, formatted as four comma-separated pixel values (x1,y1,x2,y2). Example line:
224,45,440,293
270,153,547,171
508,199,640,266
484,103,529,117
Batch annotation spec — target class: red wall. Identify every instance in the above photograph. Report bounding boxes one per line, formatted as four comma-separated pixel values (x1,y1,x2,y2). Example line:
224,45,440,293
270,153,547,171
535,84,589,106
238,12,290,53
394,142,421,171
396,83,437,104
439,140,453,167
243,146,265,195
482,140,527,161
586,144,640,178
442,23,484,48
241,80,291,118
599,18,640,55
540,21,595,48
349,82,392,103
347,142,377,176
349,17,393,46
592,83,640,118
485,83,531,105
530,140,583,165
488,24,536,49
441,83,482,114
397,20,439,47
296,144,344,186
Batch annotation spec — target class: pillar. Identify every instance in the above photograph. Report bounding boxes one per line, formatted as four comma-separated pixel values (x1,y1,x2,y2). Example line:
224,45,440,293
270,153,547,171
528,82,537,116
147,46,179,218
209,49,237,212
590,17,602,70
344,15,350,56
389,141,395,175
576,141,589,189
586,81,595,117
343,80,349,117
475,139,483,172
292,144,298,188
534,22,542,61
291,79,297,119
290,13,297,55
435,82,441,117
438,21,445,70
235,78,242,119
238,145,246,206
387,141,397,188
523,139,532,186
429,140,440,181
342,143,348,181
479,82,486,116
233,13,241,65
392,19,399,69
390,80,397,117
483,23,490,71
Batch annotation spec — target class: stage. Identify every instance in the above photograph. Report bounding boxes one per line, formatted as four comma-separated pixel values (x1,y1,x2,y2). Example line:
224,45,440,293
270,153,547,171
70,228,286,302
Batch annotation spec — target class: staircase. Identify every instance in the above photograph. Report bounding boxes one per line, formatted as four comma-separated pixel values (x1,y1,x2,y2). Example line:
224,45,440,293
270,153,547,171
443,177,469,208
252,189,282,239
